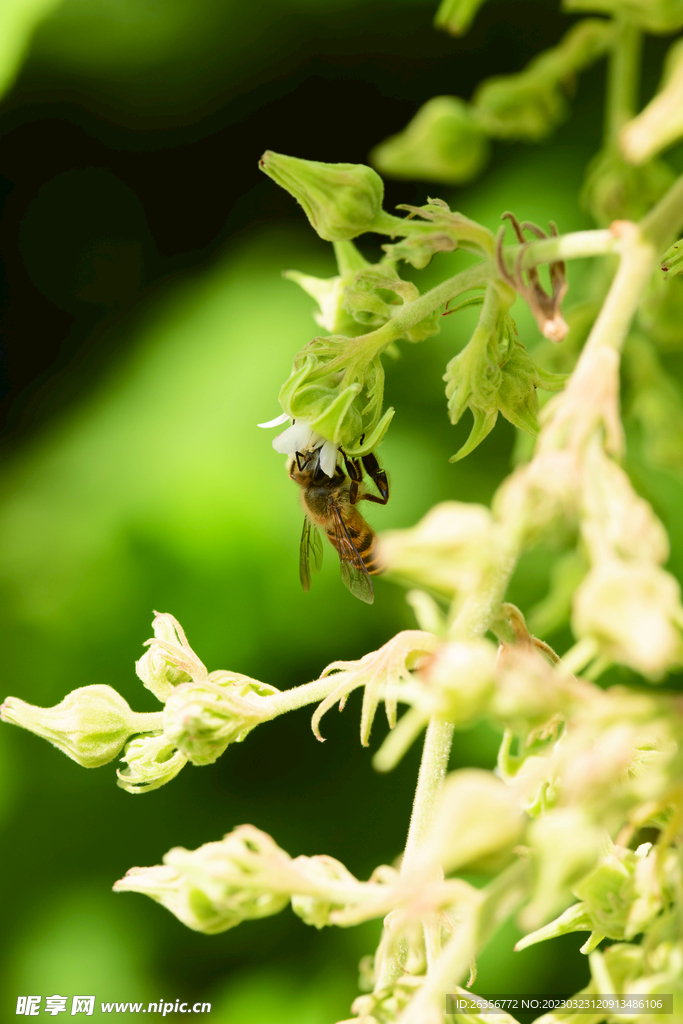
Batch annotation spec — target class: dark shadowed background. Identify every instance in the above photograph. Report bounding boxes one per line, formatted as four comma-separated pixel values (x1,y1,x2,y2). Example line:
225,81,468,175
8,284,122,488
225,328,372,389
1,1,681,1020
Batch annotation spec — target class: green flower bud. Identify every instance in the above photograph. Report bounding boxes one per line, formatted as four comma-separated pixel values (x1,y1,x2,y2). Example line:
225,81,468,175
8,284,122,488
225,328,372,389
283,242,371,337
493,450,581,548
474,75,567,142
283,269,363,338
444,287,566,461
136,611,207,703
290,854,360,928
371,97,489,185
661,237,683,278
582,148,676,227
163,674,278,766
286,241,440,343
117,733,188,794
474,20,614,141
379,501,499,599
572,560,683,679
259,151,384,241
492,643,580,732
498,340,568,433
434,0,490,35
114,825,294,934
521,808,603,930
1,685,162,768
277,332,394,456
419,639,496,726
426,769,524,873
564,0,683,35
573,842,665,943
352,976,423,1024
580,440,670,566
518,841,677,953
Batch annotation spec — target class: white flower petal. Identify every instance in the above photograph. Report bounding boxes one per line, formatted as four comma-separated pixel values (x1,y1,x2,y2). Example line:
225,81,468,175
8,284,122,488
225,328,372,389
257,413,290,428
273,420,318,455
319,440,339,478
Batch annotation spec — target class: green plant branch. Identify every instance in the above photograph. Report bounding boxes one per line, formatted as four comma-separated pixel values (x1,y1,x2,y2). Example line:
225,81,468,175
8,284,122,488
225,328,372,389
449,530,521,640
374,716,455,990
605,19,642,144
346,225,624,365
402,717,455,874
515,228,618,268
580,226,655,358
258,675,349,720
364,261,492,352
640,170,683,248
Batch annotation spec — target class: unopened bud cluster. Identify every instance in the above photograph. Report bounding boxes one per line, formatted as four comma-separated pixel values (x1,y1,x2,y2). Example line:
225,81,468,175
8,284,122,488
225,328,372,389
2,612,279,792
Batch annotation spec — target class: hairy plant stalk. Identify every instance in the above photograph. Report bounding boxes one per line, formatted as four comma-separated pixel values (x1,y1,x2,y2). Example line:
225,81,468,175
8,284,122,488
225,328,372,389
449,534,521,641
375,716,455,990
258,675,346,719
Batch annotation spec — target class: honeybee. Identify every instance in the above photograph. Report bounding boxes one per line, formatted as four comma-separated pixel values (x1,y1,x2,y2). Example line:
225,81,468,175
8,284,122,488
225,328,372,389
288,446,389,604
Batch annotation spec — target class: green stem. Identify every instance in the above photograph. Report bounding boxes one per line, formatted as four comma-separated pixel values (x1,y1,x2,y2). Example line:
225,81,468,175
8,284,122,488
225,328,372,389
345,226,626,364
132,711,165,733
449,530,521,641
640,171,683,249
259,676,344,720
579,225,655,359
402,717,455,873
605,19,641,144
516,228,617,269
374,716,455,990
377,262,491,344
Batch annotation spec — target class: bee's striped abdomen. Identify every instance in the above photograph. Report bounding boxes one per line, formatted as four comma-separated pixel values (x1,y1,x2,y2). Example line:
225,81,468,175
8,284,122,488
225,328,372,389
326,517,383,576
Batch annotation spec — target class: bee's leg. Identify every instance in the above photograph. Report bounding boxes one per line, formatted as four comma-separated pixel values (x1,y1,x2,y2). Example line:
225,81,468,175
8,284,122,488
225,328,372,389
341,450,364,504
360,452,389,504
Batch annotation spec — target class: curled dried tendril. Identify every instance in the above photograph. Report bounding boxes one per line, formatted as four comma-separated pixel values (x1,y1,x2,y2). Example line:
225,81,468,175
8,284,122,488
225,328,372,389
497,211,569,342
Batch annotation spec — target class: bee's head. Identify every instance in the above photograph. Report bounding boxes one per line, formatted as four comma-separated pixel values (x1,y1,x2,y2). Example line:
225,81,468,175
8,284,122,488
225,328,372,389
288,447,344,485
288,447,319,484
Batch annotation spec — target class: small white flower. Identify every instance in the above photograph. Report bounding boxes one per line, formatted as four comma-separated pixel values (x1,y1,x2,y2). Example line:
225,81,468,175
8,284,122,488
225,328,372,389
258,415,339,477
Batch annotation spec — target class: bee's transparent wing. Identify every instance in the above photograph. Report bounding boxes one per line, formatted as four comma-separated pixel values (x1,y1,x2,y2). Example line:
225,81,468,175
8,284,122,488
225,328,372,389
331,507,374,605
300,516,324,592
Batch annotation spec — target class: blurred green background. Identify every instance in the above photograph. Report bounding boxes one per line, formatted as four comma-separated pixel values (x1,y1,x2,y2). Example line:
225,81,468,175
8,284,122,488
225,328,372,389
2,1,682,1021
